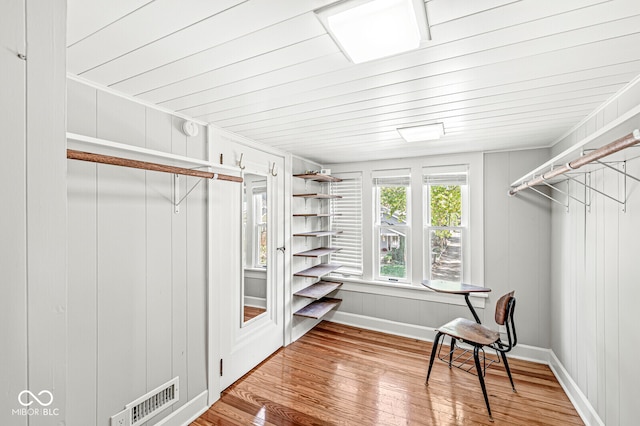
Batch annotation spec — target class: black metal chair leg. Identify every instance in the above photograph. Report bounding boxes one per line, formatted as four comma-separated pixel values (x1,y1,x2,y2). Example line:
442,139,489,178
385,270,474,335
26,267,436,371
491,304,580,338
474,346,493,422
448,337,456,368
500,351,517,392
426,332,443,385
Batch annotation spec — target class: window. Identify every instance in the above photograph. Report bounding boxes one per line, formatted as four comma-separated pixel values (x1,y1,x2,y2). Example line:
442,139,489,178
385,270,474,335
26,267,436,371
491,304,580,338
423,166,468,283
330,172,363,275
253,188,267,267
244,177,267,269
373,170,411,282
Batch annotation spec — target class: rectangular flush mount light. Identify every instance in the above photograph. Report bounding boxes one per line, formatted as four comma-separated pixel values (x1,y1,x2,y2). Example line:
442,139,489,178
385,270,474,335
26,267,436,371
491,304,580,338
397,123,445,142
315,0,430,64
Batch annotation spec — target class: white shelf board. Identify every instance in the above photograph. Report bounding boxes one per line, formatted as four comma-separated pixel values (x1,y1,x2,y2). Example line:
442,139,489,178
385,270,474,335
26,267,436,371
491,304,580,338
67,132,211,167
67,132,240,175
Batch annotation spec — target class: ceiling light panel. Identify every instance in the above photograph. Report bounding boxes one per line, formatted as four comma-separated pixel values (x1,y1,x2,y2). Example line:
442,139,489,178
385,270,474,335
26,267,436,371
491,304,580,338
397,123,445,142
315,0,430,64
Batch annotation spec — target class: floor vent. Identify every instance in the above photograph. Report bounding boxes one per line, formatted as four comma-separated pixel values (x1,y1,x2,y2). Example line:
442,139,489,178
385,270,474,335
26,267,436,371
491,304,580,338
111,377,179,426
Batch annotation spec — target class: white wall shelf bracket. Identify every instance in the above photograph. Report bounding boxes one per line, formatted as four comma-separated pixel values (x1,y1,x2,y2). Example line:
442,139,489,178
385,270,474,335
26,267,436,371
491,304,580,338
566,173,627,212
527,185,569,212
174,174,180,213
541,180,589,211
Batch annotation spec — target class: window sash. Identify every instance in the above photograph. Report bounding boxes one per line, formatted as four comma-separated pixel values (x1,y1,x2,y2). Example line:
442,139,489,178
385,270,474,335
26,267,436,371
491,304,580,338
375,224,410,282
373,168,411,283
423,166,468,283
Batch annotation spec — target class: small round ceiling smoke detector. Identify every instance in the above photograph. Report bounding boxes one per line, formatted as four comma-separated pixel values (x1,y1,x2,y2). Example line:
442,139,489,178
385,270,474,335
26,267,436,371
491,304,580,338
182,120,199,137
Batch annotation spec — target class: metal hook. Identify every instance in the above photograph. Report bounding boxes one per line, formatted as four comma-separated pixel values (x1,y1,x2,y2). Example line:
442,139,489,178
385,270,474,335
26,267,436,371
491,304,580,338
237,153,245,170
270,162,278,176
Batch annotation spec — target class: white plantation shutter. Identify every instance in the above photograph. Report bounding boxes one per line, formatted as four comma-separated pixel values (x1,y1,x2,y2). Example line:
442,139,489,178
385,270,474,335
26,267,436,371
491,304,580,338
330,172,363,276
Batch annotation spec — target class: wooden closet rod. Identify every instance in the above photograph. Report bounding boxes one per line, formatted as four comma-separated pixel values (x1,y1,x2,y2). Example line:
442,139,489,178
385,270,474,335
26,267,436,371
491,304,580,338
67,149,243,183
509,129,640,196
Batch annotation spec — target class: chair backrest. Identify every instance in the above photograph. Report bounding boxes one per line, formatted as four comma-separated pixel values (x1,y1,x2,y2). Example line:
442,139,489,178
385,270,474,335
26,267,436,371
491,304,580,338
494,291,517,351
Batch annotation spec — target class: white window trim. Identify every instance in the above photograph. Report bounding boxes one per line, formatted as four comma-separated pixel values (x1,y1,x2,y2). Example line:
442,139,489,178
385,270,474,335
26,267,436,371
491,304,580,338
326,151,484,299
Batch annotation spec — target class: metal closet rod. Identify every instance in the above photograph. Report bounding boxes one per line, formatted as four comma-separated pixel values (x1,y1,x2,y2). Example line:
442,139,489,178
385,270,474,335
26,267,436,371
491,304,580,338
67,149,243,183
509,129,640,196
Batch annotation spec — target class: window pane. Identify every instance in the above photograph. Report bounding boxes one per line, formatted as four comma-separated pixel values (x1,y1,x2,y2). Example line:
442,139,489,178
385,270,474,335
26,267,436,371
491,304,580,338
428,229,461,282
379,228,407,279
379,186,408,224
253,191,267,267
429,185,461,226
257,223,267,266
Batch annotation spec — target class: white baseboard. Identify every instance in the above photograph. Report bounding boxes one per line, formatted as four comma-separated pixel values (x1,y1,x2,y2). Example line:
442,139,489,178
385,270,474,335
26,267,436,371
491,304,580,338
548,351,604,426
155,390,209,426
244,296,267,309
327,311,603,426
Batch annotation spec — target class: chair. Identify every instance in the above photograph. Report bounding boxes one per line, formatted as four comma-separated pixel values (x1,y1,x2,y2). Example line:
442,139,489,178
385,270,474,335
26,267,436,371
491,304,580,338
425,291,517,421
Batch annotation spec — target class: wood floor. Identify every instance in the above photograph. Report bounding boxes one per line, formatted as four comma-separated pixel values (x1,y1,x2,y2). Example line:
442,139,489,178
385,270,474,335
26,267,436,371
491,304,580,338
193,321,583,425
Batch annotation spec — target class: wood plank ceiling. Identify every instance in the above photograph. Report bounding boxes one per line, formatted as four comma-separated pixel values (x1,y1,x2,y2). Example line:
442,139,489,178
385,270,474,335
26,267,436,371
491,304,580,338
67,0,640,164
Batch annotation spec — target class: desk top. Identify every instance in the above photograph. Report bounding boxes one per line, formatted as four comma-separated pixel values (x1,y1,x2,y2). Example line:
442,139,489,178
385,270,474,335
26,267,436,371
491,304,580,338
421,280,491,294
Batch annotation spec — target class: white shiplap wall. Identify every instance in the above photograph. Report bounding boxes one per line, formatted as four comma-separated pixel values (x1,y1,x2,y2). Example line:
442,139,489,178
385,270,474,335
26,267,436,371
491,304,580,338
1,2,67,425
66,79,208,426
549,83,640,426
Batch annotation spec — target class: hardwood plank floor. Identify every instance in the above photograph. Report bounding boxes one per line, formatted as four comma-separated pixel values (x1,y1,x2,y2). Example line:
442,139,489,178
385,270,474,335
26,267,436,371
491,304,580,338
193,322,583,425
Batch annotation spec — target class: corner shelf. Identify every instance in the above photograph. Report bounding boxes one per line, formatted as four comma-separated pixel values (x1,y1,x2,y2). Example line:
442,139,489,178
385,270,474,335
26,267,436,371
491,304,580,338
294,280,343,299
293,173,343,183
291,171,344,326
293,230,342,238
294,263,342,278
293,213,340,217
293,247,342,258
293,193,342,199
293,297,342,319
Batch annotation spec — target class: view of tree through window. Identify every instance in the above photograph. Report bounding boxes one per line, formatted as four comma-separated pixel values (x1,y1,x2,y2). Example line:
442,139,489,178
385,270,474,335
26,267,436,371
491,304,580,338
255,191,267,267
426,177,465,282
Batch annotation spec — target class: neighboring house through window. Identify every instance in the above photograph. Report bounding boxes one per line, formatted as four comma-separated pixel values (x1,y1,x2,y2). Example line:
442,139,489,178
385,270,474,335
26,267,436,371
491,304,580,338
373,169,411,282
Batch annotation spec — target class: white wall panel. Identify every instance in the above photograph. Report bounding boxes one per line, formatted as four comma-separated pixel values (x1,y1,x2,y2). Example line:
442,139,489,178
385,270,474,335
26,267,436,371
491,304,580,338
97,91,146,148
171,169,189,410
96,165,147,426
25,2,68,424
66,80,209,424
549,89,640,425
67,148,98,426
186,175,208,398
144,109,173,425
67,79,97,136
602,165,620,425
617,158,640,426
0,1,27,423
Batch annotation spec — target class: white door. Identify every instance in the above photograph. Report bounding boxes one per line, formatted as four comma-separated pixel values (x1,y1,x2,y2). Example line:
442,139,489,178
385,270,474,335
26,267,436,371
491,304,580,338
212,153,286,391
